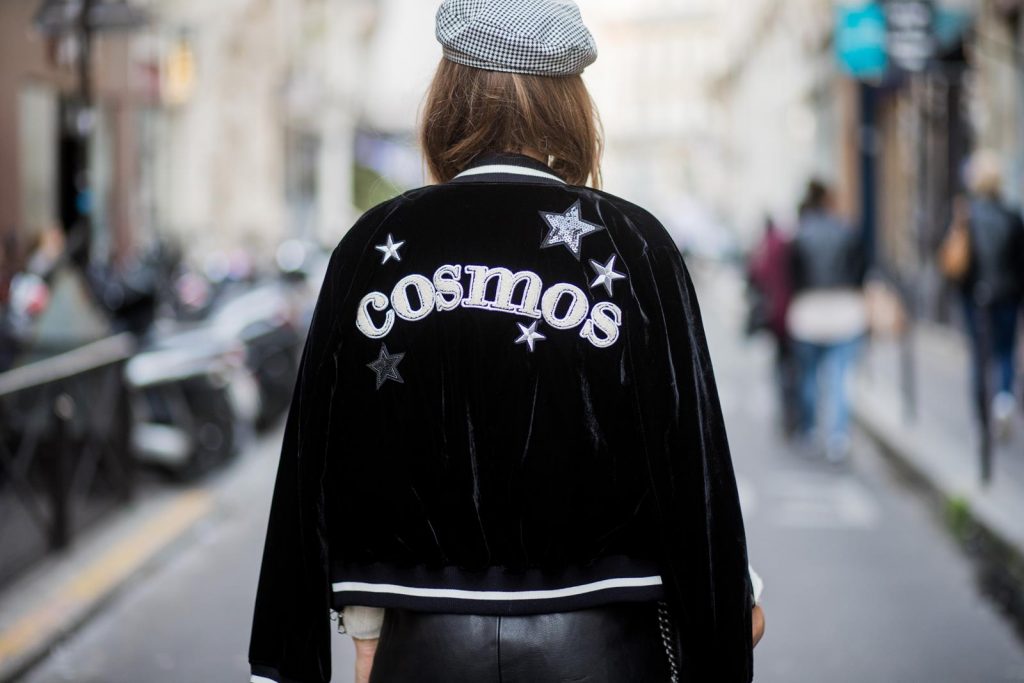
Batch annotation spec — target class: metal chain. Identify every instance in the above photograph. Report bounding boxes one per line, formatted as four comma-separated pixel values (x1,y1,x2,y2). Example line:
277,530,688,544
329,608,347,634
656,601,680,683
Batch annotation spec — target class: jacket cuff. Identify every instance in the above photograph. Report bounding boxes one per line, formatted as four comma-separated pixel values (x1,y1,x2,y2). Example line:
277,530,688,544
250,664,280,682
251,663,323,683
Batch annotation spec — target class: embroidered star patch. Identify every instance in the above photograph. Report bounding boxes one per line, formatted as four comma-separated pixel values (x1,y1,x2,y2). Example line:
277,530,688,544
539,200,604,260
589,255,626,296
514,321,546,352
367,343,405,389
375,234,405,264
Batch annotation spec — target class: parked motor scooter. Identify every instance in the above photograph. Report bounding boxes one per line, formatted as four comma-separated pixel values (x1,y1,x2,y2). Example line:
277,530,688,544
207,282,302,432
125,322,260,481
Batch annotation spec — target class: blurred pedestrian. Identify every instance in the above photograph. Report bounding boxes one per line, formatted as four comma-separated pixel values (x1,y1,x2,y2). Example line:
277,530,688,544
948,151,1024,437
248,2,762,682
787,180,868,462
746,216,797,436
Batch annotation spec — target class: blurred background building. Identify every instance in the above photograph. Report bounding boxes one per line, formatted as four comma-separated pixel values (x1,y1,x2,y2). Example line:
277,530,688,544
2,0,1019,291
1,0,375,264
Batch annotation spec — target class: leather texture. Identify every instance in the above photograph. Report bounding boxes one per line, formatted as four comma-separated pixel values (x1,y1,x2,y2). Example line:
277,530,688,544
368,601,673,683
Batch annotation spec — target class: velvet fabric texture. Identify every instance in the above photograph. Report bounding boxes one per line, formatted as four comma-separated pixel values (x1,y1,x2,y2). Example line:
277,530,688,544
249,154,753,682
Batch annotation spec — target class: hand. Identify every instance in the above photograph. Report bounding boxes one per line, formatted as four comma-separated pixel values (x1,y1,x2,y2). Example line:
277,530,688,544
353,637,378,683
752,605,765,648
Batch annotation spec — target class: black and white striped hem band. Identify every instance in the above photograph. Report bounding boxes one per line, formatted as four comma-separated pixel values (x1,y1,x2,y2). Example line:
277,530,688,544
329,556,666,615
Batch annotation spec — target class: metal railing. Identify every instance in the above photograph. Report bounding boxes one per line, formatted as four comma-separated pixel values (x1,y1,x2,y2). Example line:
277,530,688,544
0,334,136,588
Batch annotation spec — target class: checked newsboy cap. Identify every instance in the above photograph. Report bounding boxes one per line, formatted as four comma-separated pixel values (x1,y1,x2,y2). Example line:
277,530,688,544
435,0,598,77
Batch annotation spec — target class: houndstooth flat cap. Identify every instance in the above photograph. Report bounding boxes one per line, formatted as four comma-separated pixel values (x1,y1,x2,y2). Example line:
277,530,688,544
435,0,598,77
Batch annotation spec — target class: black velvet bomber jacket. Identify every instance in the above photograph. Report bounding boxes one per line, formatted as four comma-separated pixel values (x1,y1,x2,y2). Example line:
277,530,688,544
248,154,754,683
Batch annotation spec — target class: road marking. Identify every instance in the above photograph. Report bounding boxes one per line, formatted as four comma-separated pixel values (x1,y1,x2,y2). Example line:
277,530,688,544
0,489,213,668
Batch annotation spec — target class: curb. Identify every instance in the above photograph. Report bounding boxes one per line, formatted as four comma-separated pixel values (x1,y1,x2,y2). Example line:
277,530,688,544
852,384,1024,636
0,489,215,683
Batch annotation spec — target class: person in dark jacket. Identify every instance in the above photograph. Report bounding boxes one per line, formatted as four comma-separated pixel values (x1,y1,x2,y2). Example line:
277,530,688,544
248,2,763,682
959,151,1024,436
786,181,868,462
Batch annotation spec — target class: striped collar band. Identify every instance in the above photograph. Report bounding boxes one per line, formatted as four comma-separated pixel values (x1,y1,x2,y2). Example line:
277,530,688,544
451,153,566,185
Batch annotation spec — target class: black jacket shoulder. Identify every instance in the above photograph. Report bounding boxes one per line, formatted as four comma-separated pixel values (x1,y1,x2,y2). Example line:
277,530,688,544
339,182,678,257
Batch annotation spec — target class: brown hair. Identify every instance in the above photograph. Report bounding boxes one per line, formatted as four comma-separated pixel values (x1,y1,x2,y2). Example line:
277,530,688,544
419,59,603,187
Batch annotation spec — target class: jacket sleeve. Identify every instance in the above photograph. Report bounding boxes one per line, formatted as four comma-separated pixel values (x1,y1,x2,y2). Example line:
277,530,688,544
644,245,754,682
249,245,349,683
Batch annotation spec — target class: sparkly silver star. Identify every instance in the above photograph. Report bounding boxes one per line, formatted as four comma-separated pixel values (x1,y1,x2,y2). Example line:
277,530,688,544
367,343,405,389
539,200,604,260
374,234,405,264
514,321,546,352
589,254,626,296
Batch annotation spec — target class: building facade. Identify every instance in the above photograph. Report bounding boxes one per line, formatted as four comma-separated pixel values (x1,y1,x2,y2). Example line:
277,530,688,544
1,0,378,279
705,0,850,238
0,0,149,264
140,0,376,254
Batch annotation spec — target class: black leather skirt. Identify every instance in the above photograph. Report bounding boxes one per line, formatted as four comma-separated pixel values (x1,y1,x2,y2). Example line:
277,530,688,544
368,600,679,683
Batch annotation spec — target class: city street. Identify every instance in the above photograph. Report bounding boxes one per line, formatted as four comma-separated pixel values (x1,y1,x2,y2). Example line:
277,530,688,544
5,0,1024,681
15,267,1024,683
703,269,1024,683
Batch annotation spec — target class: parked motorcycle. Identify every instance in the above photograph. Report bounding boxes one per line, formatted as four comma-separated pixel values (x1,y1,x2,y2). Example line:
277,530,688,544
208,282,302,432
123,241,324,479
125,322,260,481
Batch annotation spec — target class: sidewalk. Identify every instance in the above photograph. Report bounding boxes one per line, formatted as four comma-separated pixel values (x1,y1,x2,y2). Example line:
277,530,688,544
0,486,212,682
0,429,283,682
852,322,1024,574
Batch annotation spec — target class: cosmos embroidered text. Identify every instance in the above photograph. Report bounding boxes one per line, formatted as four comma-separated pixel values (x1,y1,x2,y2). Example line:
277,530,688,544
355,264,623,348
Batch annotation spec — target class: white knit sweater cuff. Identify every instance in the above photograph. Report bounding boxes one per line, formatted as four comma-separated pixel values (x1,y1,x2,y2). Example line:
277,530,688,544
342,605,385,640
749,565,765,605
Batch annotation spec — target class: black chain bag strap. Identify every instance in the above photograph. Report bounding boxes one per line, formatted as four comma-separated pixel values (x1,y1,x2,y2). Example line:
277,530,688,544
656,601,680,683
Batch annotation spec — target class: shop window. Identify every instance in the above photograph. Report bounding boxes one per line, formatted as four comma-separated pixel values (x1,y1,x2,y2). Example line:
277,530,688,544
18,84,59,238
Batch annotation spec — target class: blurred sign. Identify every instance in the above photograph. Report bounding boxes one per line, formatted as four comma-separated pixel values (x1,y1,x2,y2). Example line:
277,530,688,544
163,38,196,106
884,0,936,72
934,7,974,53
836,3,888,80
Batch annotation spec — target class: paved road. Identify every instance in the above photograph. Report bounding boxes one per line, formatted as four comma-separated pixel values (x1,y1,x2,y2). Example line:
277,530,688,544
23,267,1024,683
704,268,1024,683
